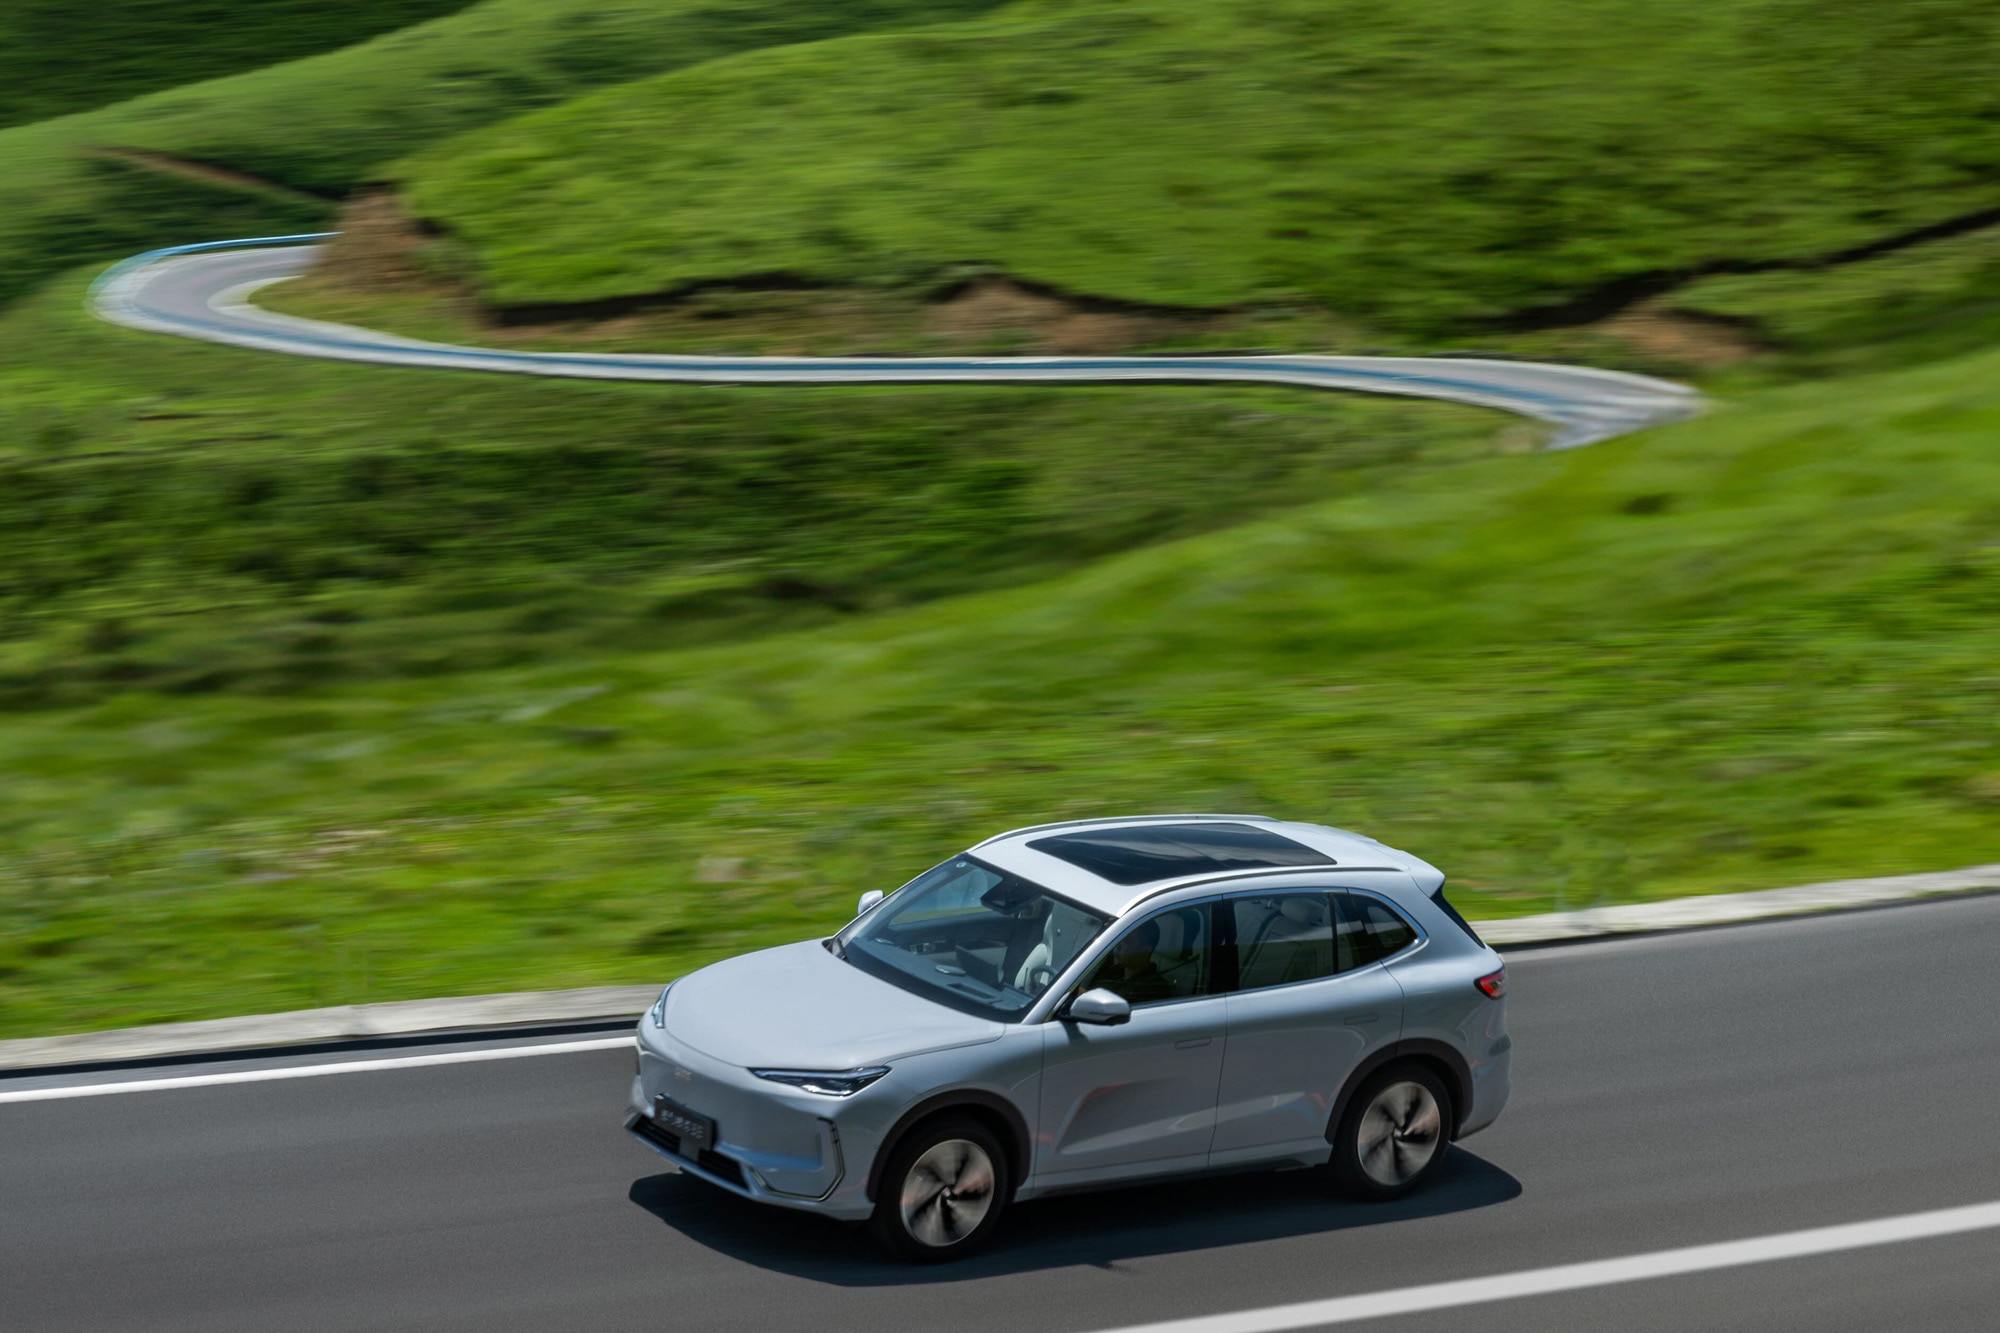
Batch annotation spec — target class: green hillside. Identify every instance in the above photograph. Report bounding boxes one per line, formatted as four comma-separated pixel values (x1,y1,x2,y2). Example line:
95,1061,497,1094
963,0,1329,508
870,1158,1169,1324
0,0,477,129
5,0,2000,1035
1668,222,2000,378
403,0,2000,332
0,269,1493,710
0,0,1002,307
6,339,1999,1034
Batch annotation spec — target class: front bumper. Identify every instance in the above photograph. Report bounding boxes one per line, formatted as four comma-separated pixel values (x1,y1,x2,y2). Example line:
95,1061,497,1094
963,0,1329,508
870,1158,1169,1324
627,1026,879,1220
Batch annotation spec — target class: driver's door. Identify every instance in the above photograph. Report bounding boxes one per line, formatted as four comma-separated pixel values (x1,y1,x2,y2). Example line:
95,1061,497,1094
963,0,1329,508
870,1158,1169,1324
1035,901,1226,1186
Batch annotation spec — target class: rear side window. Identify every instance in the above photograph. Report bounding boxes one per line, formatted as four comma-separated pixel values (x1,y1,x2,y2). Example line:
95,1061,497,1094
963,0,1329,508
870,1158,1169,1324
1226,894,1337,991
1334,892,1419,968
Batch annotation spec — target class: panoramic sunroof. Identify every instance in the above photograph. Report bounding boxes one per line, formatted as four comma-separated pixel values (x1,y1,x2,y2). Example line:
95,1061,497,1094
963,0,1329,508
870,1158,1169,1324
1028,823,1335,886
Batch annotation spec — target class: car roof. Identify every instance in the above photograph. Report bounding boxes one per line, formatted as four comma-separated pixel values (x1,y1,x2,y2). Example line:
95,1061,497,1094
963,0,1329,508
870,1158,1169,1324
969,814,1442,918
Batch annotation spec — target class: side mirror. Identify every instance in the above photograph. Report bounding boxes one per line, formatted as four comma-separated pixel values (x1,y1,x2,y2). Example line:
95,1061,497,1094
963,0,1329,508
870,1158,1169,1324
855,889,885,917
1062,988,1131,1026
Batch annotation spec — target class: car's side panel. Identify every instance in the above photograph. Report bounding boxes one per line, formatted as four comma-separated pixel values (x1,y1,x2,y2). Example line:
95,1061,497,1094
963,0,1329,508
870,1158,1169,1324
1212,963,1404,1167
1034,995,1227,1184
1385,940,1510,1136
863,1087,1034,1203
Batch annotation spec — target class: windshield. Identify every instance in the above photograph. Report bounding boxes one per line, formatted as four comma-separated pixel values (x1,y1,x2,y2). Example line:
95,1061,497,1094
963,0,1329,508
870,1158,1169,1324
834,856,1110,1021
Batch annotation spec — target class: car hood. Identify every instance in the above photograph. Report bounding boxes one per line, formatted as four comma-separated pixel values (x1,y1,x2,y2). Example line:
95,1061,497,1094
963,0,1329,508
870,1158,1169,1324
663,939,1005,1068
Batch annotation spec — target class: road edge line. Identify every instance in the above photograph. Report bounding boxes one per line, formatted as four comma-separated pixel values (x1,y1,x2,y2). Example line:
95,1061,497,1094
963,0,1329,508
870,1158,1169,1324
0,1036,635,1104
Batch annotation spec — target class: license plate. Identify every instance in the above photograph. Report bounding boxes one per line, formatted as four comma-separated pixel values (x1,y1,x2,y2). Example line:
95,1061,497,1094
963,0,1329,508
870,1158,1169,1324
653,1095,715,1154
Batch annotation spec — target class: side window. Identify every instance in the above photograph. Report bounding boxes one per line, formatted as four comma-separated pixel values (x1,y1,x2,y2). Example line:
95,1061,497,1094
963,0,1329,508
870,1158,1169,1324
1334,892,1419,968
1228,894,1336,991
1079,903,1211,1006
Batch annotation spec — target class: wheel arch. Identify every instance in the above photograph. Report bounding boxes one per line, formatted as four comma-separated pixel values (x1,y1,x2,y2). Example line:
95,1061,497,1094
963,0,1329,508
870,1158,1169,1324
1323,1039,1475,1143
864,1090,1032,1203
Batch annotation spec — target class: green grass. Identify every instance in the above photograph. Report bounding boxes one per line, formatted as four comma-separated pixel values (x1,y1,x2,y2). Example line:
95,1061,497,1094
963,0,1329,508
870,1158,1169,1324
0,269,1501,710
0,0,478,129
5,336,1999,1037
402,0,2000,332
0,0,1004,307
8,0,2000,1040
1670,222,2000,378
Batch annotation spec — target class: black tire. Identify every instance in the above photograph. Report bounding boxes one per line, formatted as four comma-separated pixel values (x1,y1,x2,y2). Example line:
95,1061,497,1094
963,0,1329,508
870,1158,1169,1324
869,1114,1011,1262
1330,1063,1454,1201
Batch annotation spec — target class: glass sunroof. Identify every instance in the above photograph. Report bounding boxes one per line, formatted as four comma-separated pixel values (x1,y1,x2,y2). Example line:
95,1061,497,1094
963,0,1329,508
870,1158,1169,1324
1027,822,1336,886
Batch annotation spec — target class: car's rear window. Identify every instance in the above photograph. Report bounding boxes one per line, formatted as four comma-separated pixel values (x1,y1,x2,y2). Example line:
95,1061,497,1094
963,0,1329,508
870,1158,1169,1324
1028,823,1335,885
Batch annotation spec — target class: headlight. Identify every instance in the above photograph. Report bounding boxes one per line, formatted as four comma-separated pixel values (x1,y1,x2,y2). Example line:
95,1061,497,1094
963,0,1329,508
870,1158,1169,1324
647,982,674,1029
750,1066,891,1097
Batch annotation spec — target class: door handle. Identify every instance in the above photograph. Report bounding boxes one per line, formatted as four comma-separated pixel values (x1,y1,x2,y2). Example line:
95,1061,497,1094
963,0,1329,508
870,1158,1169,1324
1174,1037,1213,1050
1342,1012,1380,1027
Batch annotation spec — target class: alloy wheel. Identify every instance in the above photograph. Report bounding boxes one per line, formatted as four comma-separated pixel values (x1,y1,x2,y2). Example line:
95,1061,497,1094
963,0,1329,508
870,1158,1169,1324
1355,1079,1443,1188
898,1138,997,1248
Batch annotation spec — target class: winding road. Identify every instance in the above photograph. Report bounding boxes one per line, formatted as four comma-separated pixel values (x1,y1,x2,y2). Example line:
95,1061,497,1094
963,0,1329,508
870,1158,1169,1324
7,894,1999,1332
90,236,1701,448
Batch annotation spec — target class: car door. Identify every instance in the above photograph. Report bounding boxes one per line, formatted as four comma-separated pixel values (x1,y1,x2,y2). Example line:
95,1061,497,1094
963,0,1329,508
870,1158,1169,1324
1036,900,1226,1185
1210,886,1406,1167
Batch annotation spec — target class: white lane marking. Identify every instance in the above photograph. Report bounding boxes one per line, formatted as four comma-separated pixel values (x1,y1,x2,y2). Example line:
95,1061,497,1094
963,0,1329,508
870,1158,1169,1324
1088,1199,2000,1332
0,1036,632,1104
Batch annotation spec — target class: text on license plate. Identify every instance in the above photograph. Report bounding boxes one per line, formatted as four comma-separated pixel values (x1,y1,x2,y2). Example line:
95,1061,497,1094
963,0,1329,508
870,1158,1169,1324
653,1096,715,1153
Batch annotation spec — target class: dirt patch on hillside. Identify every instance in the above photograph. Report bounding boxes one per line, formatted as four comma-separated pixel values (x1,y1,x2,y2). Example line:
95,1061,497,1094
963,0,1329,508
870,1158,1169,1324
1597,300,1763,369
281,194,1249,356
304,191,441,293
926,276,1226,353
92,148,330,203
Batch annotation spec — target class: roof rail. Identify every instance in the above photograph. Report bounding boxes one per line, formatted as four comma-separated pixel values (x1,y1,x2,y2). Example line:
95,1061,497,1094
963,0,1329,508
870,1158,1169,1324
969,813,1279,849
1122,864,1410,912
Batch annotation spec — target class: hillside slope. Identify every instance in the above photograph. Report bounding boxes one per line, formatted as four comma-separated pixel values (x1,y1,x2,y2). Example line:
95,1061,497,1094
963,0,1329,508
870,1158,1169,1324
0,0,1002,307
6,339,1999,1034
401,0,2000,332
0,0,476,129
2,267,1497,709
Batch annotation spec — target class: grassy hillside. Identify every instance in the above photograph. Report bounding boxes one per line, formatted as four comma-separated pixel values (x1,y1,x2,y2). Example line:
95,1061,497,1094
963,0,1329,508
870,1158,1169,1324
0,0,476,129
1668,222,2000,379
0,0,1003,307
9,0,2000,1038
402,0,2000,332
0,268,1496,710
5,339,1999,1035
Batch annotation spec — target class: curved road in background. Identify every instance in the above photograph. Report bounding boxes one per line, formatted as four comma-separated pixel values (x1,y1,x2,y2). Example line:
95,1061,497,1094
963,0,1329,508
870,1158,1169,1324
91,236,1700,448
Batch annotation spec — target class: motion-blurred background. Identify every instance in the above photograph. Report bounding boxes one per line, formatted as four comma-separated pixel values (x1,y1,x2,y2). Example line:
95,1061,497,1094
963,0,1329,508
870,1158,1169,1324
3,0,1998,1037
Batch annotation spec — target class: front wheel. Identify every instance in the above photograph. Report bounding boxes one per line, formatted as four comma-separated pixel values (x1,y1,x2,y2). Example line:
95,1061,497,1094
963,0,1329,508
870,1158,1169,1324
1331,1064,1453,1200
869,1115,1010,1262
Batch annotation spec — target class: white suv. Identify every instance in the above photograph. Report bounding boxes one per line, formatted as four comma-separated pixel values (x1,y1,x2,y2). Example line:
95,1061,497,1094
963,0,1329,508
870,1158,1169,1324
627,815,1511,1260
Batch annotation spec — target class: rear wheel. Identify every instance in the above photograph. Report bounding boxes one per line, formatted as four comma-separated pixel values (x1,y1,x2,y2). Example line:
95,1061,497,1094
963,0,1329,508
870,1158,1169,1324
1331,1064,1452,1200
869,1115,1010,1262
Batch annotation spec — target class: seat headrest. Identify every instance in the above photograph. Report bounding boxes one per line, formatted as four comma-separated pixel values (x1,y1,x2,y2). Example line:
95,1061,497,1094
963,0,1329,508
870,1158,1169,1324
1279,896,1327,926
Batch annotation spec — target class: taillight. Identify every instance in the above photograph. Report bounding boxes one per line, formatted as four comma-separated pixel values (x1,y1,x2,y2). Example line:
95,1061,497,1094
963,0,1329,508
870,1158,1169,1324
1475,968,1506,999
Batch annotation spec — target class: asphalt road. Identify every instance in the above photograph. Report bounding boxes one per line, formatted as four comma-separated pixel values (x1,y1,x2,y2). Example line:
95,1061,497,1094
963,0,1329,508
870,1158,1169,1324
6,893,1999,1332
89,237,1701,449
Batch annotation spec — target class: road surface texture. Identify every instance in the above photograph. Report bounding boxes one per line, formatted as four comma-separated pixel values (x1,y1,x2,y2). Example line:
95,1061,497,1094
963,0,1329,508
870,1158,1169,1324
5,892,1997,1332
90,237,1701,449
